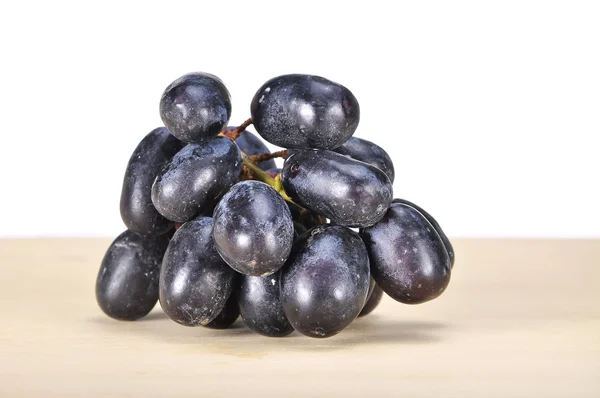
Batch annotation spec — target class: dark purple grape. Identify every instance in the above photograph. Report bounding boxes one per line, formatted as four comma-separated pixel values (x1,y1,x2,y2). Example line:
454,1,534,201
281,225,370,338
159,217,236,326
360,203,451,304
151,137,241,222
238,271,294,337
226,127,276,171
204,288,240,329
96,230,170,321
333,137,395,183
251,74,359,149
120,127,184,237
282,149,393,228
160,72,231,143
359,284,384,317
393,198,455,267
213,181,294,276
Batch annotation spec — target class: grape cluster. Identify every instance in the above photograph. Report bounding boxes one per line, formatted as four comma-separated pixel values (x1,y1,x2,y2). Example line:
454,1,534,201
96,72,455,338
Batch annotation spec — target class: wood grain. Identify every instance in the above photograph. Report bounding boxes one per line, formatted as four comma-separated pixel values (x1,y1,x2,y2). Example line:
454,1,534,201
0,238,598,397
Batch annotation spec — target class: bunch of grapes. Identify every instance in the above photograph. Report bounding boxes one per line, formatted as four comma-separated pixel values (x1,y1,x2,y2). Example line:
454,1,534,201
96,72,455,338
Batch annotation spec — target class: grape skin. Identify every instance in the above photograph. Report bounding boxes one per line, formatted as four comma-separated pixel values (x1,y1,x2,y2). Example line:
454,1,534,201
204,285,240,329
238,271,294,337
392,198,455,267
212,181,294,276
120,127,184,237
151,137,241,223
361,203,451,304
281,225,370,338
160,72,231,143
282,149,393,228
251,74,360,149
333,137,395,183
96,230,170,321
159,217,236,326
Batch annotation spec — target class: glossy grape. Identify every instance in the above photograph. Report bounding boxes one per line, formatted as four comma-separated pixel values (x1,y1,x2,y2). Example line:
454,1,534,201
333,137,395,183
213,181,294,276
159,217,236,326
361,203,451,304
238,271,294,337
393,198,455,267
120,127,184,237
251,74,359,149
282,149,393,228
359,284,384,317
281,225,370,338
151,137,241,222
160,72,231,143
227,127,276,171
96,230,170,321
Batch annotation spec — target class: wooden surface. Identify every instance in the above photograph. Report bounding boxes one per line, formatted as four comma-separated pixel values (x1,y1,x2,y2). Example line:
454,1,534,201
0,238,598,397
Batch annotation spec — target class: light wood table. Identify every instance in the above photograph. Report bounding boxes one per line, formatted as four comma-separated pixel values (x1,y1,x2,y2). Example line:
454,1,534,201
0,238,598,397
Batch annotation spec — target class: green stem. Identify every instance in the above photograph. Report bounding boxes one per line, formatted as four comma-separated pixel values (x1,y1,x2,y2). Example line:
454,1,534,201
241,156,295,204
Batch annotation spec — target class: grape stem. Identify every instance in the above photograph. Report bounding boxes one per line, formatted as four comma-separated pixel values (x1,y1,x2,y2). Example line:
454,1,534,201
222,118,253,140
247,149,288,163
241,156,295,204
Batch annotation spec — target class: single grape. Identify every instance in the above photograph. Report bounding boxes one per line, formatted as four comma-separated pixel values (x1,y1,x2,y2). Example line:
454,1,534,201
359,284,384,317
282,149,393,228
333,137,395,183
159,217,236,326
212,181,294,276
204,286,240,329
151,137,241,222
227,126,276,171
159,72,231,143
96,230,169,321
360,203,451,304
281,225,370,338
238,271,294,337
251,74,359,149
120,127,184,237
392,198,455,267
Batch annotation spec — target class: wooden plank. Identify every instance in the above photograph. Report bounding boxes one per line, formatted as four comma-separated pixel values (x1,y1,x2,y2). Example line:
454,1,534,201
0,239,598,397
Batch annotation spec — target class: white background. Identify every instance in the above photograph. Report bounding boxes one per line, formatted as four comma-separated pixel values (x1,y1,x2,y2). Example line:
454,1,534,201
1,1,598,238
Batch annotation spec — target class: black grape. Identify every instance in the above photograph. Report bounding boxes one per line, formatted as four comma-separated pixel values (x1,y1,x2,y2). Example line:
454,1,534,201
281,225,370,338
120,127,184,237
204,288,240,329
151,137,241,222
282,149,393,228
251,74,359,149
159,217,236,326
360,203,451,304
359,284,384,317
212,181,294,276
238,271,294,337
227,127,276,171
333,137,395,183
393,198,455,267
96,230,169,321
160,72,231,143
